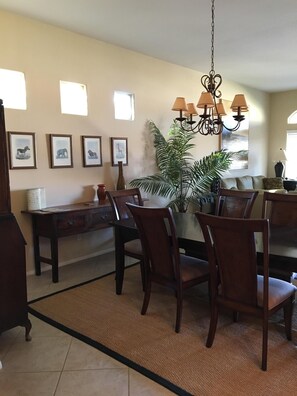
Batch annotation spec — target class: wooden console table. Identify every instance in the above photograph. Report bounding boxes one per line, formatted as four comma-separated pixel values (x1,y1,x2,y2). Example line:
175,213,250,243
22,202,113,283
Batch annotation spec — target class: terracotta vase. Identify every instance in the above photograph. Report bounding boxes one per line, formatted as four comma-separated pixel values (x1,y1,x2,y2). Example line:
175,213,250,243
97,184,106,204
116,161,126,190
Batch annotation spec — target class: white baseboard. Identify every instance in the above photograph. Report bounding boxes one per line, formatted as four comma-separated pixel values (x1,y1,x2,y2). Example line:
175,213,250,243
26,247,115,276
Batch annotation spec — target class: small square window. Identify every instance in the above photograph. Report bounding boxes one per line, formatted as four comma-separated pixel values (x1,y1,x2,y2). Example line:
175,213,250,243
60,81,88,116
0,68,27,110
114,91,135,121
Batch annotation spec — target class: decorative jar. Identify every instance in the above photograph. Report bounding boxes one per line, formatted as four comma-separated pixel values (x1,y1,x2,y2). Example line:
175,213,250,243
97,184,106,204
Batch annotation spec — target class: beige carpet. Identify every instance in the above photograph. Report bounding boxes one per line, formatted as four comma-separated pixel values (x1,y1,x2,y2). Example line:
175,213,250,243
29,266,297,396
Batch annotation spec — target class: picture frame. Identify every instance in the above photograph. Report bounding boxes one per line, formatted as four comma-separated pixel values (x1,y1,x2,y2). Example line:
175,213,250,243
8,131,37,169
110,137,128,166
50,134,73,168
82,135,102,167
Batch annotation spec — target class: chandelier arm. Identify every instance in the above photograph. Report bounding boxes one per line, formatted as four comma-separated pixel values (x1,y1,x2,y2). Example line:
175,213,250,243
197,118,223,136
221,121,241,132
175,119,200,133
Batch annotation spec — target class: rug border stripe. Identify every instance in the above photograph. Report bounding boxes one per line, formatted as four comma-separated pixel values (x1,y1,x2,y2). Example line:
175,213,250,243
28,265,192,396
28,264,137,304
28,306,192,396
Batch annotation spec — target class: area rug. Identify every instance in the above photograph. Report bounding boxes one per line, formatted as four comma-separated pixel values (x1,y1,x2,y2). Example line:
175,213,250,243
28,266,297,396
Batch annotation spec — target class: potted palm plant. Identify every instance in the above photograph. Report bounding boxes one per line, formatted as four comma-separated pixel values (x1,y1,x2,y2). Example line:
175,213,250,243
130,120,233,213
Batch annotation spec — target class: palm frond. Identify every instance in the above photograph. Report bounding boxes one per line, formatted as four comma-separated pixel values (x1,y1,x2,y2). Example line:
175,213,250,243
131,121,233,212
130,174,177,199
190,151,233,193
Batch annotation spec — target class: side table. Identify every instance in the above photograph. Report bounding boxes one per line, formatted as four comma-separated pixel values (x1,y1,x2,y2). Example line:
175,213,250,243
22,201,113,283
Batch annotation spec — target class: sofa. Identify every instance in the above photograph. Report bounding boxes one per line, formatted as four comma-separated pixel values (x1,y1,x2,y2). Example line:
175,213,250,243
220,175,286,217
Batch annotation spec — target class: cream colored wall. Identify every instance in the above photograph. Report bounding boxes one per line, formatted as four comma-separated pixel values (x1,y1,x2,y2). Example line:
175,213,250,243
0,10,270,274
269,90,297,176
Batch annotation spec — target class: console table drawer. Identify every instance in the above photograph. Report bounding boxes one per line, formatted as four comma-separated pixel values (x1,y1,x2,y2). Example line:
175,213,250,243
90,207,113,228
56,212,87,235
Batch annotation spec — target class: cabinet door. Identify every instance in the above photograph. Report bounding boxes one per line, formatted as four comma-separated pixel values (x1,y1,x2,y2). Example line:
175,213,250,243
0,215,28,331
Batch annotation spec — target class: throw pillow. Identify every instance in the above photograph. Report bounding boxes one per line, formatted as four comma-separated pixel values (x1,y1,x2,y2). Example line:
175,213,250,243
237,176,253,190
252,175,265,189
220,178,237,189
263,177,284,189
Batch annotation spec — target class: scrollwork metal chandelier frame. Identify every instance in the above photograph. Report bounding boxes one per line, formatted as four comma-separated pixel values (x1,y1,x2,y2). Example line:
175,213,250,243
172,0,248,135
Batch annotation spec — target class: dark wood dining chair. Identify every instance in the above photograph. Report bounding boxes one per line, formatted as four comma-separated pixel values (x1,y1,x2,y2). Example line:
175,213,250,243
215,188,259,218
262,191,297,226
106,188,145,290
126,203,210,333
196,212,296,371
262,191,297,281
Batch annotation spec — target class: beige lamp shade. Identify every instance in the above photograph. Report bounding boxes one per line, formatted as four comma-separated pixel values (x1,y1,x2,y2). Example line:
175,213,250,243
230,94,248,112
214,99,227,116
278,148,287,161
186,103,198,116
172,97,188,111
197,92,214,108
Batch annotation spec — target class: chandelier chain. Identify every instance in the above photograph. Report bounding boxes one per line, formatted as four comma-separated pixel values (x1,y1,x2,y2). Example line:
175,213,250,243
210,0,215,73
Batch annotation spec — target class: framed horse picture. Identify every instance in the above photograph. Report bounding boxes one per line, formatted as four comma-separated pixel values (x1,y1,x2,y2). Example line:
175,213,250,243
50,134,73,168
8,131,37,169
81,135,102,167
110,137,128,166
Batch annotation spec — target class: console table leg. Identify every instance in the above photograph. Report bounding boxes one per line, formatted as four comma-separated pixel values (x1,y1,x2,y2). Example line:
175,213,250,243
50,238,59,283
32,221,41,276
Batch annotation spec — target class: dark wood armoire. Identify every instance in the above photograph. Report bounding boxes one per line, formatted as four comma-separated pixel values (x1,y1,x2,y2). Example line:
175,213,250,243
0,99,31,341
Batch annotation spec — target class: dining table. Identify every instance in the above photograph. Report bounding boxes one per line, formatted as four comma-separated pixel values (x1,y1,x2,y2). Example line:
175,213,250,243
111,212,297,295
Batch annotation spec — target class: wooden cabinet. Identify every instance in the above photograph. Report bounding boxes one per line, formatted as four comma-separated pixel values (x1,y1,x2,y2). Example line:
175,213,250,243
0,99,31,341
23,202,113,283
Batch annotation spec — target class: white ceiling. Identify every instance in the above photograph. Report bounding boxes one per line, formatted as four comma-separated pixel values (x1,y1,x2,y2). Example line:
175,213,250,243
0,0,297,93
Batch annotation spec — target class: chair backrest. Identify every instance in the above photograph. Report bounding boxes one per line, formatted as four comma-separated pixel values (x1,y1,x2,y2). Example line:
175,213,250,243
106,188,143,220
215,188,259,218
196,212,269,309
262,191,297,226
126,203,180,282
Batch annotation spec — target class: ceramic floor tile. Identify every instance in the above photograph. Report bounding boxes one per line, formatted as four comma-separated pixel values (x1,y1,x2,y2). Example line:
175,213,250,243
0,327,22,359
16,314,69,339
55,368,128,396
27,252,116,301
129,369,175,396
4,253,162,396
64,338,126,370
1,336,71,372
0,371,60,396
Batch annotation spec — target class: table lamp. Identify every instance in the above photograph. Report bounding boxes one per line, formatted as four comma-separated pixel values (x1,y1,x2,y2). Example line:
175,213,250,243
274,148,287,177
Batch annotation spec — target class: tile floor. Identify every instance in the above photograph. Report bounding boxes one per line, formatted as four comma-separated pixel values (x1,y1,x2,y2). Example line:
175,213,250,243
0,252,174,396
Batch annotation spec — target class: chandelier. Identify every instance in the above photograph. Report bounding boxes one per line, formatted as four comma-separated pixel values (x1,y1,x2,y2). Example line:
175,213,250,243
172,0,248,135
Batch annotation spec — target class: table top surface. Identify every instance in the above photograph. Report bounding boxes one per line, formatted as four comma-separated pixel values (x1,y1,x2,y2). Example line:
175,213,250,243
112,212,297,261
22,201,111,215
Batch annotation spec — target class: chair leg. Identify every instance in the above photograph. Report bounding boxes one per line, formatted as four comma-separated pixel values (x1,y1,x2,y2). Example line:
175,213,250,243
175,289,183,333
206,302,218,348
233,311,239,322
139,260,146,292
261,318,268,371
207,280,211,303
141,279,151,315
284,297,294,341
